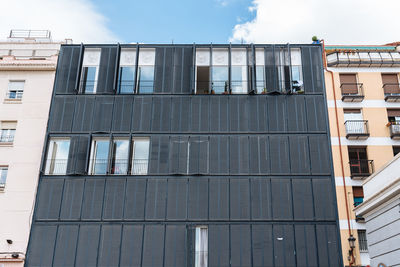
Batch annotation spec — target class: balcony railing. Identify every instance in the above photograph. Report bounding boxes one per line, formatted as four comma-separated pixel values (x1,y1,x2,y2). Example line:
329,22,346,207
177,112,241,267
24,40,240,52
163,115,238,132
340,83,364,102
89,159,108,175
389,122,400,140
118,80,135,94
6,91,23,99
349,159,374,179
345,120,370,140
131,159,148,175
0,134,15,143
383,83,400,102
137,80,154,94
80,80,97,94
45,159,68,175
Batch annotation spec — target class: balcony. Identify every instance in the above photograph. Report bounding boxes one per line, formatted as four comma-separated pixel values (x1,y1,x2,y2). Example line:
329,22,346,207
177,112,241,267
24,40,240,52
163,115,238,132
45,159,68,175
341,83,364,102
0,134,15,143
131,159,148,175
345,120,370,140
383,83,400,102
389,122,400,140
349,159,374,179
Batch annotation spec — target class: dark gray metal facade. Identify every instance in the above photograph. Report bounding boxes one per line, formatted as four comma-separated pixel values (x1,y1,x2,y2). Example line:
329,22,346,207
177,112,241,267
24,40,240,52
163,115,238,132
26,44,343,267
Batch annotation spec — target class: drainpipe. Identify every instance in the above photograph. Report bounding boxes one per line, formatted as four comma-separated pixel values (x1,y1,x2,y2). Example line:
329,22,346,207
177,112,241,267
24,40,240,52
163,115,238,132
321,39,355,266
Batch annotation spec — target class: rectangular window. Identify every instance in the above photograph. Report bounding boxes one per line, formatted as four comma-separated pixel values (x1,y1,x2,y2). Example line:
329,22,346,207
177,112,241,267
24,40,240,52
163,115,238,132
44,138,70,175
6,81,24,99
195,226,208,267
382,73,400,95
231,49,247,94
353,186,364,207
0,167,8,191
357,230,368,252
0,121,17,143
131,138,150,175
110,138,129,175
290,49,303,93
118,49,136,93
339,73,359,95
212,48,229,94
255,49,265,94
196,48,211,94
278,48,303,93
80,48,101,93
137,49,155,93
89,138,110,175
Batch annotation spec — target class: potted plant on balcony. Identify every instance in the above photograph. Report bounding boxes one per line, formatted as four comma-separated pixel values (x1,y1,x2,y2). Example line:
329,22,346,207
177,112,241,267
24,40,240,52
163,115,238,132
261,88,267,94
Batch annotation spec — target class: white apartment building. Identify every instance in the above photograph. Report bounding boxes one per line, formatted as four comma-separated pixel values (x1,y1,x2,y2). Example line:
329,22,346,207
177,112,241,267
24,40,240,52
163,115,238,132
0,30,68,266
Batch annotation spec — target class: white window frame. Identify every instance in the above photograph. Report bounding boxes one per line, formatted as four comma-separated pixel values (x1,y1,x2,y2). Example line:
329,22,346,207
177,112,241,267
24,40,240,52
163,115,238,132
80,48,101,93
44,138,70,175
0,129,16,143
131,137,150,175
89,137,110,175
0,166,9,191
6,80,25,100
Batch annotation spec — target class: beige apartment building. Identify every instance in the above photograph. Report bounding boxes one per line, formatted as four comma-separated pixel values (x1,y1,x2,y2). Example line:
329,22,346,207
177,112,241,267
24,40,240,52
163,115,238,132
0,30,67,266
324,43,400,267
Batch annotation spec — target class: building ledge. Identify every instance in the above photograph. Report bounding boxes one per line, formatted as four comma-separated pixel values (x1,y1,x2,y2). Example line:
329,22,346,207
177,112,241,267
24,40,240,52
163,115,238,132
0,142,13,147
3,98,22,104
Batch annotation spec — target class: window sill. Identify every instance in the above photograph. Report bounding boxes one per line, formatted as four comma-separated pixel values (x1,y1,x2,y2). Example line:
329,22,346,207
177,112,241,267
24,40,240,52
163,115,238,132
0,142,13,147
3,98,22,104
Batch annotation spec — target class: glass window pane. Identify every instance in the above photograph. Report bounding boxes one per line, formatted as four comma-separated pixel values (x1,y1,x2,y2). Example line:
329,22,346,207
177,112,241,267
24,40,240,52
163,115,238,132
110,139,129,174
212,67,228,94
91,139,110,175
118,67,136,93
45,139,70,175
81,67,97,93
0,168,8,186
231,66,247,94
195,227,208,267
256,66,265,94
132,139,149,175
138,66,154,93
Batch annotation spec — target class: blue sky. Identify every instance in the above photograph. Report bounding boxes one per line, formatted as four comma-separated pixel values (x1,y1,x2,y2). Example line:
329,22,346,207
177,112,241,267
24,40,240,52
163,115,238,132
95,0,255,43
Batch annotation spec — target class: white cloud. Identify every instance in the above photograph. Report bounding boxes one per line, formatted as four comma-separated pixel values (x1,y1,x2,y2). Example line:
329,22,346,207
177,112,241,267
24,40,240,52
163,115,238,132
230,0,400,44
0,0,119,43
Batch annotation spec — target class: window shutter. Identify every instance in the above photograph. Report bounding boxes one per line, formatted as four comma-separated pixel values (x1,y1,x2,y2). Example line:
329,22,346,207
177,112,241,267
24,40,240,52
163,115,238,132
186,226,195,267
339,74,358,94
97,46,118,94
54,46,81,94
67,135,90,175
353,186,364,198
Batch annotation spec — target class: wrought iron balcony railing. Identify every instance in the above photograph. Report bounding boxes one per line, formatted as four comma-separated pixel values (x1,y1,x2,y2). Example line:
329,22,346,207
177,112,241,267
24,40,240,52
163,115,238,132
0,134,15,143
137,80,154,94
131,159,148,175
349,159,374,179
117,80,135,93
383,83,400,102
340,83,364,102
389,122,400,139
344,120,370,140
45,159,68,175
110,159,129,175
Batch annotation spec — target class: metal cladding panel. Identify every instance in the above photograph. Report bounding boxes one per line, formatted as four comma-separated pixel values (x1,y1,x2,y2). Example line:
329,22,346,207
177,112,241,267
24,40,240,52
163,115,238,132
248,97,259,131
269,136,290,174
60,179,84,220
112,96,133,132
209,178,229,220
164,225,187,267
167,178,188,220
316,225,341,266
97,46,117,94
310,46,324,93
250,178,272,220
154,47,165,93
309,135,331,174
131,96,152,132
292,178,314,220
124,179,146,220
289,135,310,174
268,96,287,132
287,95,307,132
271,178,293,220
252,224,273,267
188,178,208,220
161,97,172,131
230,179,250,220
26,225,57,266
81,179,105,220
35,179,63,220
72,96,95,132
67,135,89,174
102,179,126,220
92,96,114,132
230,225,252,267
295,225,319,267
75,225,101,266
98,225,122,266
145,178,167,220
264,46,279,91
55,46,80,94
53,225,79,267
142,225,165,267
49,96,75,132
209,135,229,174
273,224,296,267
313,178,336,220
306,95,326,132
209,225,230,267
120,225,143,267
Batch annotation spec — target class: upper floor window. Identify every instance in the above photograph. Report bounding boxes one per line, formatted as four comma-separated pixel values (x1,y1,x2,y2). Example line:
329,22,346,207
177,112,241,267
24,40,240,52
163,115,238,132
6,81,24,100
89,138,110,175
45,138,70,175
195,226,208,267
110,138,129,175
382,73,400,96
231,48,247,94
357,230,368,252
290,49,303,93
211,48,229,94
0,166,8,191
80,48,101,94
278,48,303,93
255,49,265,94
118,49,136,94
131,138,150,175
137,48,155,94
0,121,17,144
